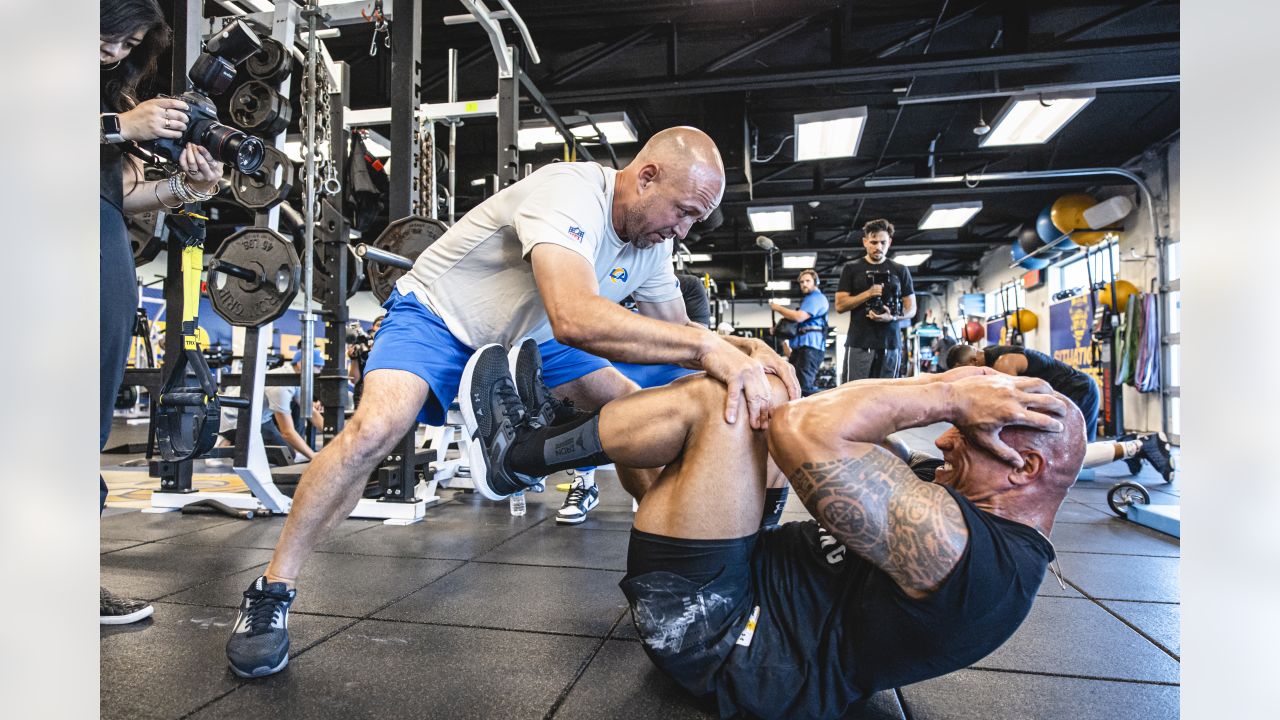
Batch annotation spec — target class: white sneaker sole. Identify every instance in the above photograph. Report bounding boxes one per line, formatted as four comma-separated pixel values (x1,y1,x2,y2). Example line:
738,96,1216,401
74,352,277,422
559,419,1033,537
99,604,154,625
459,343,507,502
228,652,289,679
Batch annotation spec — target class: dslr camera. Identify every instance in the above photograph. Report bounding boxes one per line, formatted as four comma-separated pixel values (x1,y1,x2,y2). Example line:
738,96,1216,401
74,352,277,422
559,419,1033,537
865,270,903,316
141,20,265,174
346,323,373,362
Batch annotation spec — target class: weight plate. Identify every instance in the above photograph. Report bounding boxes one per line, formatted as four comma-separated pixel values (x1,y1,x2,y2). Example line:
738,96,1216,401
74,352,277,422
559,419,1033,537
368,216,448,303
230,80,291,135
231,145,295,210
208,228,301,327
128,209,167,265
245,36,291,83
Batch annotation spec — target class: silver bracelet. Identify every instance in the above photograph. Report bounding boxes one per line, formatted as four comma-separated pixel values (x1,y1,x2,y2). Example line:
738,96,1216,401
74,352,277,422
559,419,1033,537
179,173,216,201
154,180,182,210
167,173,192,204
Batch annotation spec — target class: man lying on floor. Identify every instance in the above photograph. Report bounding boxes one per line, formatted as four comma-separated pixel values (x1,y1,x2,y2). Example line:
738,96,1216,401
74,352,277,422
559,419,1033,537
461,344,1084,719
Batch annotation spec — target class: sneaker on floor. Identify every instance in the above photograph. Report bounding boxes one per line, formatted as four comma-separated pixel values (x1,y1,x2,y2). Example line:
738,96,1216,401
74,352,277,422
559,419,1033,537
226,576,296,679
460,343,540,501
557,472,600,525
508,337,585,428
100,587,154,625
1137,432,1175,482
1117,432,1143,475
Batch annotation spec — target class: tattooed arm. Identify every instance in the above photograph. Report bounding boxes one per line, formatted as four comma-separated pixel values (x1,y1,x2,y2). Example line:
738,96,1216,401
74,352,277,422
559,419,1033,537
767,376,1068,597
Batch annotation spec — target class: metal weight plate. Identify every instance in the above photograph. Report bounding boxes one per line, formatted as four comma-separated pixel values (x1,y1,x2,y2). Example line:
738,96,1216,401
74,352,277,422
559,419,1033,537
231,146,295,210
208,228,301,327
230,80,292,135
312,244,365,310
368,216,448,303
245,36,291,83
128,209,167,265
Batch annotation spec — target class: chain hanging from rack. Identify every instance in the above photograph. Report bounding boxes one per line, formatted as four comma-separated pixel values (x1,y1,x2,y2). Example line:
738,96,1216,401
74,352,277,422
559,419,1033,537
414,114,433,217
299,56,342,217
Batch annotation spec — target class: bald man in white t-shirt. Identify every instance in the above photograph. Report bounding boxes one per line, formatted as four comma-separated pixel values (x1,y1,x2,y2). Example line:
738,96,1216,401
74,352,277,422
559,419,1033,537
226,127,800,679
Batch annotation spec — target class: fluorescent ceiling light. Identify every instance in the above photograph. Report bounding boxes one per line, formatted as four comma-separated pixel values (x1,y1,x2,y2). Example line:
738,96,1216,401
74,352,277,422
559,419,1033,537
781,253,817,269
685,253,713,262
794,106,868,161
518,112,638,151
980,91,1095,147
747,205,794,233
893,251,933,267
766,281,792,292
918,201,983,230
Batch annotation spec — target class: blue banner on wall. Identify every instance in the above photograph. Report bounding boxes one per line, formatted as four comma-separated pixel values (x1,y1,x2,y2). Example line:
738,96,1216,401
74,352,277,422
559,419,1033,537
1048,295,1101,386
985,317,1005,345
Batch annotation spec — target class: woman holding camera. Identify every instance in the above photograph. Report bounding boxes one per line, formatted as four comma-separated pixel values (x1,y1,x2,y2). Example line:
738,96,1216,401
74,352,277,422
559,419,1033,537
99,0,224,625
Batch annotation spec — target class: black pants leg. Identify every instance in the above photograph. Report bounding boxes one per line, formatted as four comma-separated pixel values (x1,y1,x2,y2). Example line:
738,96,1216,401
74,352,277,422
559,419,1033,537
100,200,137,511
790,345,823,396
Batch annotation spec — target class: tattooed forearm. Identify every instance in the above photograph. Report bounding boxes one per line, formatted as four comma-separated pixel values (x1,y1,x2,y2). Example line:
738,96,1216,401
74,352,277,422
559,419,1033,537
787,446,968,595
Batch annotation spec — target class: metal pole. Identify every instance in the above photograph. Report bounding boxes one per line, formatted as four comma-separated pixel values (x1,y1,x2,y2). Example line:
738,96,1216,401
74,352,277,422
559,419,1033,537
300,2,319,429
447,48,458,223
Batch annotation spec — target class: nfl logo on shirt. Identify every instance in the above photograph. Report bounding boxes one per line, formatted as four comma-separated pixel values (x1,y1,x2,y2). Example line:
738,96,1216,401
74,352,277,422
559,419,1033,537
567,225,585,242
609,267,629,283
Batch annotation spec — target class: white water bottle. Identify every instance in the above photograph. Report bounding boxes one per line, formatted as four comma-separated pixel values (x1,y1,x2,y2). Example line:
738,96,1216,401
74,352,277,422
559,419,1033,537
509,490,526,517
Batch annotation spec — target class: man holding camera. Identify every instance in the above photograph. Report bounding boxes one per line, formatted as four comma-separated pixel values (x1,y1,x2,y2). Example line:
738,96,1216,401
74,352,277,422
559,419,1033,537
835,219,916,382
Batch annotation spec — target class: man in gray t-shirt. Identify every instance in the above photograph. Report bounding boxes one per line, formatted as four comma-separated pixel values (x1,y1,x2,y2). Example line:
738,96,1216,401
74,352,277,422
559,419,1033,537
227,127,801,680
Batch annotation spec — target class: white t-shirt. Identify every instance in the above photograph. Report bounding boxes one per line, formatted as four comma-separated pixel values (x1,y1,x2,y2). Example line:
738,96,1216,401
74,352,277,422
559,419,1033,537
220,365,296,430
395,162,683,349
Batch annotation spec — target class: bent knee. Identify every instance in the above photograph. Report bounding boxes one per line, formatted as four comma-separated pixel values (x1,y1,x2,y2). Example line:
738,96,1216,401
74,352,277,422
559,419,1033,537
341,412,409,461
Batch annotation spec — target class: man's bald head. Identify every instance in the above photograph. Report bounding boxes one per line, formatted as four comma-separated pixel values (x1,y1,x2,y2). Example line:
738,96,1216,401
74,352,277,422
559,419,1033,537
615,126,726,248
1000,390,1087,491
632,127,726,203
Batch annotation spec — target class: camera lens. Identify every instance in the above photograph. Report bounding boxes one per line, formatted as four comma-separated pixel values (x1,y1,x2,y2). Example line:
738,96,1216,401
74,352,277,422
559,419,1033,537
199,121,265,174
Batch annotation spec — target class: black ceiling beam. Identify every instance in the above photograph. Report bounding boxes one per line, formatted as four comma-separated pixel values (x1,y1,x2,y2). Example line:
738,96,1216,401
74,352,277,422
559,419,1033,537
691,15,818,75
545,24,664,86
1049,0,1164,47
718,179,1089,206
541,35,1177,104
874,2,991,58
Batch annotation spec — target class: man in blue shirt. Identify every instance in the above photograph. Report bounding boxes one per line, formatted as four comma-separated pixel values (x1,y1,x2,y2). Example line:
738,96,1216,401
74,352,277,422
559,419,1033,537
771,269,829,396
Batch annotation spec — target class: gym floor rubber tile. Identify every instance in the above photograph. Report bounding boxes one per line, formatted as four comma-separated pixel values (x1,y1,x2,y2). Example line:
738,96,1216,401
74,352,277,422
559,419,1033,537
553,639,908,720
898,669,1178,720
1051,501,1114,524
188,621,597,720
972,596,1180,683
610,607,640,641
168,551,462,616
101,602,352,720
565,509,641,532
99,542,275,601
100,538,144,554
1099,599,1181,656
477,523,631,571
156,515,377,550
1036,571,1082,598
317,508,539,561
375,562,627,636
1055,552,1180,603
1048,521,1180,557
101,509,241,542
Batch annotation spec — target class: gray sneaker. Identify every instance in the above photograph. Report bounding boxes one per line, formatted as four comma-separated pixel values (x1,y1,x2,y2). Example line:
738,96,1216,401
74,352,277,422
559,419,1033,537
226,576,295,678
460,344,540,501
100,587,153,625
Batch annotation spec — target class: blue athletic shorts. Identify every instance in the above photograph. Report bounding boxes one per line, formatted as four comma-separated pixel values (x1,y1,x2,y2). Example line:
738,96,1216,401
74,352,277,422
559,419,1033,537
537,338,698,391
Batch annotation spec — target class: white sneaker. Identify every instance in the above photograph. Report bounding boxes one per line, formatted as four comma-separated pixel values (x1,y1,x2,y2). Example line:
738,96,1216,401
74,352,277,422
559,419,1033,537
556,471,599,525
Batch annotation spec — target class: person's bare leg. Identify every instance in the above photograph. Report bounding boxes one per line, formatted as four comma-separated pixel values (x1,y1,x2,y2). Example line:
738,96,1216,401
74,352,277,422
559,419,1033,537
265,368,427,585
552,367,659,499
597,373,785,539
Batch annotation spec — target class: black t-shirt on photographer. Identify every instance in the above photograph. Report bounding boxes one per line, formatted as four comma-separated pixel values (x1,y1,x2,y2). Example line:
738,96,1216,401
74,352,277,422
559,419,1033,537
837,257,914,350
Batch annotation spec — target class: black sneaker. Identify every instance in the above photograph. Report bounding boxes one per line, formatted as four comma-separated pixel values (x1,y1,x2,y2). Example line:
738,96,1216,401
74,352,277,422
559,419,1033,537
1117,432,1143,475
556,472,600,525
460,343,540,501
507,337,586,428
100,587,153,625
226,576,296,678
1137,432,1176,482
